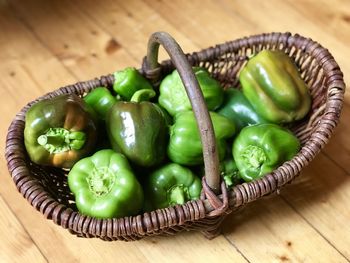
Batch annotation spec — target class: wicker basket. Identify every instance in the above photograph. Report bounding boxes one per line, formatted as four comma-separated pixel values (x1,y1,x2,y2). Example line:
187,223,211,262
5,32,345,241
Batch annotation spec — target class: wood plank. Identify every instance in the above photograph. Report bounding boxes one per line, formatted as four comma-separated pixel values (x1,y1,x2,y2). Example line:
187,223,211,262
322,104,350,173
137,232,247,263
0,194,47,263
281,153,350,259
142,0,257,49
9,0,138,79
223,195,348,263
285,0,350,46
72,0,198,60
0,5,76,102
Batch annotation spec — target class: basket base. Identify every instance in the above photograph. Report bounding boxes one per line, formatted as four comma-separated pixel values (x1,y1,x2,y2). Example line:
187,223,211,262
201,215,228,239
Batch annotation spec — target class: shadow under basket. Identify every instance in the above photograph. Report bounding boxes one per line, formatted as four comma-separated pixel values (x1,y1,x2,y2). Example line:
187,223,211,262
5,32,346,241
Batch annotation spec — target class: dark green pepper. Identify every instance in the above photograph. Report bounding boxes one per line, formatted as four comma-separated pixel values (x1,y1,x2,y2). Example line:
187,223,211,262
145,163,202,210
106,89,168,167
233,123,300,181
24,94,97,168
68,149,144,219
168,111,236,166
83,87,117,120
159,67,224,116
217,89,268,131
113,67,154,100
155,103,173,126
240,50,311,123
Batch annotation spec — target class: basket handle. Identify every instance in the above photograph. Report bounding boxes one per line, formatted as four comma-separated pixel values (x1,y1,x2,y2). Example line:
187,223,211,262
143,31,221,193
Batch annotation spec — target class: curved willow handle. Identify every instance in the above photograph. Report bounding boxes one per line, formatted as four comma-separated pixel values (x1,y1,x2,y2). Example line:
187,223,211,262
143,31,220,192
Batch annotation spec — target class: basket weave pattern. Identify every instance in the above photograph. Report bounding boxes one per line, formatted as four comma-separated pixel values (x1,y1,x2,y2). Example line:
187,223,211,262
5,32,345,241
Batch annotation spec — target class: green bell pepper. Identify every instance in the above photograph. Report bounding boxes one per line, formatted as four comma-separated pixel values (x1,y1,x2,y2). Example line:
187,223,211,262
195,156,240,187
145,163,202,210
83,87,117,120
220,158,240,187
68,149,144,219
24,94,97,168
168,111,236,166
155,103,173,126
217,89,268,131
106,89,168,167
233,123,300,182
159,67,224,116
113,67,154,100
82,87,117,151
239,50,311,123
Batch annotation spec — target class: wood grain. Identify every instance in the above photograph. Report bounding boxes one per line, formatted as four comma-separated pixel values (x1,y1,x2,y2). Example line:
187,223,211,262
281,153,350,259
1,0,349,262
322,108,350,173
0,195,47,263
223,196,348,263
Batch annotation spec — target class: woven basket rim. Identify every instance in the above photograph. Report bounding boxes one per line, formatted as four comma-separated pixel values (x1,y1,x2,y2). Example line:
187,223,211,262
4,32,346,240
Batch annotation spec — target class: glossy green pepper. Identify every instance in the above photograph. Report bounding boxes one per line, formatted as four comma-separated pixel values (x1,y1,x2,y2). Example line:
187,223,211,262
159,67,224,116
106,89,168,167
217,89,268,131
145,163,202,210
24,94,97,168
233,123,300,182
68,149,144,219
83,87,117,120
168,111,236,166
113,67,154,100
240,50,311,123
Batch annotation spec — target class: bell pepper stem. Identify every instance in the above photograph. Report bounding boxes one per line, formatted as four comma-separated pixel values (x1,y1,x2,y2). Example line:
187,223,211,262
37,128,86,153
130,89,156,103
241,145,266,169
87,167,116,197
37,134,65,146
168,185,187,205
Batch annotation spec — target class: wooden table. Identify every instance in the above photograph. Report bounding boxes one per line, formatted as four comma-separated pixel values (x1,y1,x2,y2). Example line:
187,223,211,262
1,0,349,262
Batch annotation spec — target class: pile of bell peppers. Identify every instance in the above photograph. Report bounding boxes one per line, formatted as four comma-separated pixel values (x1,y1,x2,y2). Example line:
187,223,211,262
24,50,311,219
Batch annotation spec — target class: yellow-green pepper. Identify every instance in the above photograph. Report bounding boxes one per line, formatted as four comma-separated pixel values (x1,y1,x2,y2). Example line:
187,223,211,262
239,50,311,123
159,67,224,116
